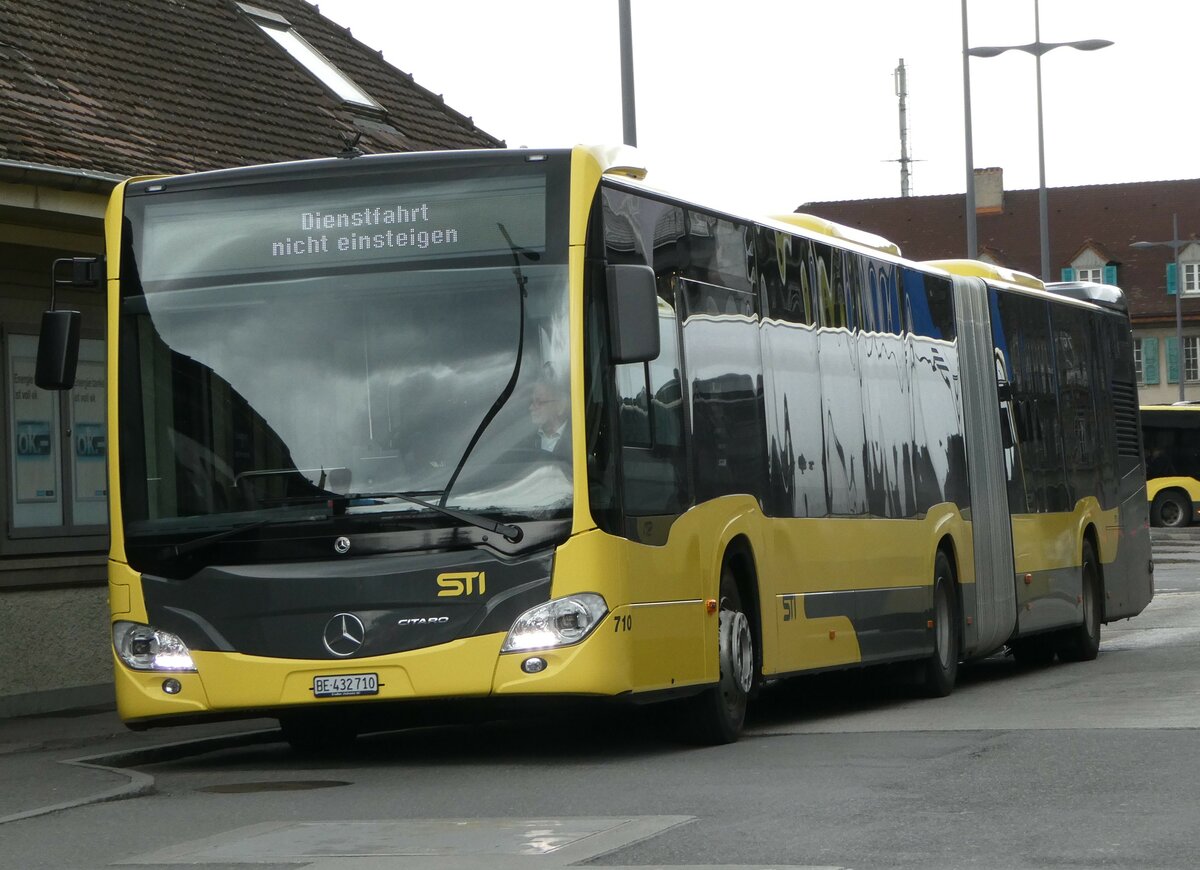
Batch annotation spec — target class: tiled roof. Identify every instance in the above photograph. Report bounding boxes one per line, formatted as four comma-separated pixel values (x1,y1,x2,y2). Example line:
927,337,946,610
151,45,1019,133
0,0,502,179
802,178,1200,324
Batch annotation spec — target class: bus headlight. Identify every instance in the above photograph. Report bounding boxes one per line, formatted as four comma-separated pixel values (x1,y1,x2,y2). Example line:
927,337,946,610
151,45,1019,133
113,621,197,672
501,593,608,652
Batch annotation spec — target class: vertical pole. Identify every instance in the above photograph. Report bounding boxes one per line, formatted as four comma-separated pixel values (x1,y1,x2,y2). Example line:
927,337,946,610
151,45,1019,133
961,0,978,258
618,0,637,147
1176,213,1185,401
896,59,911,197
1034,0,1050,281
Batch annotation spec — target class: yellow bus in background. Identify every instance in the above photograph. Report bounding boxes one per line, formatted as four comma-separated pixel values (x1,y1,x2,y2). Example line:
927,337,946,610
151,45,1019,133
1142,404,1200,527
36,146,1154,748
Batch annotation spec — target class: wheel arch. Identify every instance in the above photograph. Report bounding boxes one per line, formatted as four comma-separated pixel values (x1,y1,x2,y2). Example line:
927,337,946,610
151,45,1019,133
1146,475,1200,505
721,534,763,690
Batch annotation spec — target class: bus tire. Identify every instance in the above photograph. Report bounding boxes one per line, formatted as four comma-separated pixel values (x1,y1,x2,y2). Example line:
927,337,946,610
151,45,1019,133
1151,490,1191,528
680,564,754,745
919,550,960,697
1057,540,1102,663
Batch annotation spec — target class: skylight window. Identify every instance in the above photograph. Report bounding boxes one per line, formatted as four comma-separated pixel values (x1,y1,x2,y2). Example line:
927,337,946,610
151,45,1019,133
239,3,381,110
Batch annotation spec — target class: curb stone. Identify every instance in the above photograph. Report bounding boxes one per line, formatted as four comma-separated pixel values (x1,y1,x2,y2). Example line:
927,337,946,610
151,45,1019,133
0,728,279,825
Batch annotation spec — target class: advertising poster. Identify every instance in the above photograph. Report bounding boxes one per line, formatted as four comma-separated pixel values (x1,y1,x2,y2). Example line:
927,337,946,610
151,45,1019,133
8,335,63,527
70,344,108,526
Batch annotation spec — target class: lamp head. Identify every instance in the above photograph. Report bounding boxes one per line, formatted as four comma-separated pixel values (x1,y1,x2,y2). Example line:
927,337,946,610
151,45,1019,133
1072,39,1114,52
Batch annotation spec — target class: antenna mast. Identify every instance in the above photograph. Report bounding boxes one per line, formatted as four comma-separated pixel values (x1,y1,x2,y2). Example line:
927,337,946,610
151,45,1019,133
895,58,912,197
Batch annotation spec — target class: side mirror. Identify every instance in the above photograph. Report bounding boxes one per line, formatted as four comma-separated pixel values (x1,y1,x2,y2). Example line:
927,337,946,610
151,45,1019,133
606,264,661,364
35,257,102,390
35,310,82,390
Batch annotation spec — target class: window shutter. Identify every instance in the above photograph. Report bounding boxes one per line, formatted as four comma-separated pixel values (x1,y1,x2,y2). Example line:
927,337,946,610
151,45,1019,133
1168,263,1177,295
1103,265,1117,286
1143,337,1160,385
1061,267,1075,281
1167,336,1180,383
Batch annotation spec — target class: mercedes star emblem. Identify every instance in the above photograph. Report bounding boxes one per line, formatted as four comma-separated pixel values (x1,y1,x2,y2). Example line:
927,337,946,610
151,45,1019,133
334,536,351,555
322,613,365,657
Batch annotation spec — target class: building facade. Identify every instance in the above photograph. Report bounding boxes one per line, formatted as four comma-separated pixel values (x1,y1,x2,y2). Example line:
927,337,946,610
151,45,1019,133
0,0,501,715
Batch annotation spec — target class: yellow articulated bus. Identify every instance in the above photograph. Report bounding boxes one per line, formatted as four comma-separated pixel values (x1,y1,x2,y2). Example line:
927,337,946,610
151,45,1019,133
35,145,1153,748
1141,403,1200,527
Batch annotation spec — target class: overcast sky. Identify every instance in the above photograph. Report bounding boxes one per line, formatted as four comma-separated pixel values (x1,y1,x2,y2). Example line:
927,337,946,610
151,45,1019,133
312,1,1199,219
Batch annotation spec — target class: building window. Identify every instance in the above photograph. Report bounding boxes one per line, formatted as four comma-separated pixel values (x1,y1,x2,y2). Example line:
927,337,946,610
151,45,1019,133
239,3,381,110
1134,338,1144,385
1063,262,1116,285
1186,336,1200,383
1184,262,1200,295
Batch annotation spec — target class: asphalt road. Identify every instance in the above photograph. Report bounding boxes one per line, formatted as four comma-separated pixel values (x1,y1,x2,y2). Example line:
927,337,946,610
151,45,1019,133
3,528,1198,870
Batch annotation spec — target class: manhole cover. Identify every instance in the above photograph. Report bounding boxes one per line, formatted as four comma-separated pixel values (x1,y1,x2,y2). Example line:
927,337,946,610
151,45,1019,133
197,780,350,794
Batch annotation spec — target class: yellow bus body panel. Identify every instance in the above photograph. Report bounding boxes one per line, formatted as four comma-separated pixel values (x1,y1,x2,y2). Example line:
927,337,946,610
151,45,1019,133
1145,475,1200,505
1010,498,1117,574
105,180,130,566
111,495,971,720
492,600,708,697
758,504,969,675
113,634,509,721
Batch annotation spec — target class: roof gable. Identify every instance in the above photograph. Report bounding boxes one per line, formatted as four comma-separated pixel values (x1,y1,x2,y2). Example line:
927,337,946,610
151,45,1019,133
1067,241,1117,268
0,0,502,178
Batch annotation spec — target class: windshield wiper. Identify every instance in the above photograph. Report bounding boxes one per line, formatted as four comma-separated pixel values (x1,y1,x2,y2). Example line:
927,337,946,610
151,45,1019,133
165,519,276,558
161,498,336,559
440,222,535,508
340,491,523,544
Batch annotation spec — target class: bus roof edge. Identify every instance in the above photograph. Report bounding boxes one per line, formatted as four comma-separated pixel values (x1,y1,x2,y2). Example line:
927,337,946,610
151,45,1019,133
925,259,1045,291
769,213,902,257
580,144,648,180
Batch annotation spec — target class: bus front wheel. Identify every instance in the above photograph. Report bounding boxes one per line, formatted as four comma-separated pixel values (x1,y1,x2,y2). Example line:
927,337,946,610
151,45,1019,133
679,565,754,745
1151,490,1191,528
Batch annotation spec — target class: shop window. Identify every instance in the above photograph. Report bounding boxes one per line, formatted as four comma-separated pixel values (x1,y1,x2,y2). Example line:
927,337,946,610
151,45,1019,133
6,334,107,535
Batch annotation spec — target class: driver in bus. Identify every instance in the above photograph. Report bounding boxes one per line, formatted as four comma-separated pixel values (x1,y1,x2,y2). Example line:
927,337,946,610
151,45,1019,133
529,375,570,459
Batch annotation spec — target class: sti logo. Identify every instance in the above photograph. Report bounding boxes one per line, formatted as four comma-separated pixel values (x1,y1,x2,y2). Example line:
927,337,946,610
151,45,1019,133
436,571,487,597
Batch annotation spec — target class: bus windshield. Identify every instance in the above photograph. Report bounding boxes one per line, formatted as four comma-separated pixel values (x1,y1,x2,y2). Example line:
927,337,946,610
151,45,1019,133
117,157,572,548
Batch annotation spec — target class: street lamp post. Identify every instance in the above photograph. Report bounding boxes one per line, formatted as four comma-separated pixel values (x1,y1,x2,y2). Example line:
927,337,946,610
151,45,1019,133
961,0,977,258
618,0,637,146
962,0,1111,279
1133,214,1193,402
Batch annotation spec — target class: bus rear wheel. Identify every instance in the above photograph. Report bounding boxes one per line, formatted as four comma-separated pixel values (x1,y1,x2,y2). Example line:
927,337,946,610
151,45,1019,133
1057,541,1102,663
1151,490,1191,528
919,550,960,697
679,565,754,745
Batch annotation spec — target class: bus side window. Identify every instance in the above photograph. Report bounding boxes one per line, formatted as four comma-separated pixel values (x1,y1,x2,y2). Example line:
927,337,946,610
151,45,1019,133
613,303,688,518
992,289,1068,513
816,245,848,329
601,184,691,523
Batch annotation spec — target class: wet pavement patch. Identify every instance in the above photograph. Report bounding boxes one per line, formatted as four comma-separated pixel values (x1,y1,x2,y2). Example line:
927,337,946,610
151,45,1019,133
121,816,695,865
196,779,350,793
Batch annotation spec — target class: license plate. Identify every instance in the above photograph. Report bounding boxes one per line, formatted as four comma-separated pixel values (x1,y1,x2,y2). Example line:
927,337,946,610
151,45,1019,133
312,672,378,698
